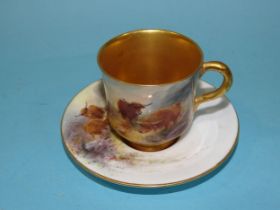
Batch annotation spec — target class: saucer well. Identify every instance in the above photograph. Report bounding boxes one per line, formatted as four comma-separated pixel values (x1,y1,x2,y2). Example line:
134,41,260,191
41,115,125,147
61,80,239,188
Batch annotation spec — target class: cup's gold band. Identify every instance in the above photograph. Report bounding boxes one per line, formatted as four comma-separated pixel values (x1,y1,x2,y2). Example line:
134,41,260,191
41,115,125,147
195,61,233,107
121,137,178,152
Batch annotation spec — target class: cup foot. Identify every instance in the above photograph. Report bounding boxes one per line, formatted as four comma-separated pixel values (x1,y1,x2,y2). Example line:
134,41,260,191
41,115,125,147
121,138,179,152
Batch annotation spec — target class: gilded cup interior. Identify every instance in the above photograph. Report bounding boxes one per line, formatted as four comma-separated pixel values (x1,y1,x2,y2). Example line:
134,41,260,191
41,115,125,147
98,29,203,85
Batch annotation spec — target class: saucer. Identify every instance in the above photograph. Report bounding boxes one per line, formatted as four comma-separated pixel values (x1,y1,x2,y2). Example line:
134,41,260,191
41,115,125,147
61,80,239,188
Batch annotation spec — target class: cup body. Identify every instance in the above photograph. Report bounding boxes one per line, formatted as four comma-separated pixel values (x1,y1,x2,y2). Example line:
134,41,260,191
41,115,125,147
103,72,199,146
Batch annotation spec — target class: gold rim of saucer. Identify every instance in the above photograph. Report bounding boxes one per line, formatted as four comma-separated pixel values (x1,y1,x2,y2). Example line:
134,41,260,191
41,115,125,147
60,81,239,189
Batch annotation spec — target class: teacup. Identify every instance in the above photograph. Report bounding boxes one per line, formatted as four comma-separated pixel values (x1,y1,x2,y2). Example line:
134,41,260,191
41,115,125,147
97,29,232,151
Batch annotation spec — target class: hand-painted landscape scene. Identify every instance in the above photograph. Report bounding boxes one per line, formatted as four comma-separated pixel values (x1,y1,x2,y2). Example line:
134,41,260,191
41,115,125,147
64,101,189,167
105,76,194,146
63,79,195,168
108,99,191,145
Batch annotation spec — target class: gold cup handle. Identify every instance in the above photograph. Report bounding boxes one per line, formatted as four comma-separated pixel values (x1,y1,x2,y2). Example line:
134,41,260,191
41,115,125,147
195,61,233,107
